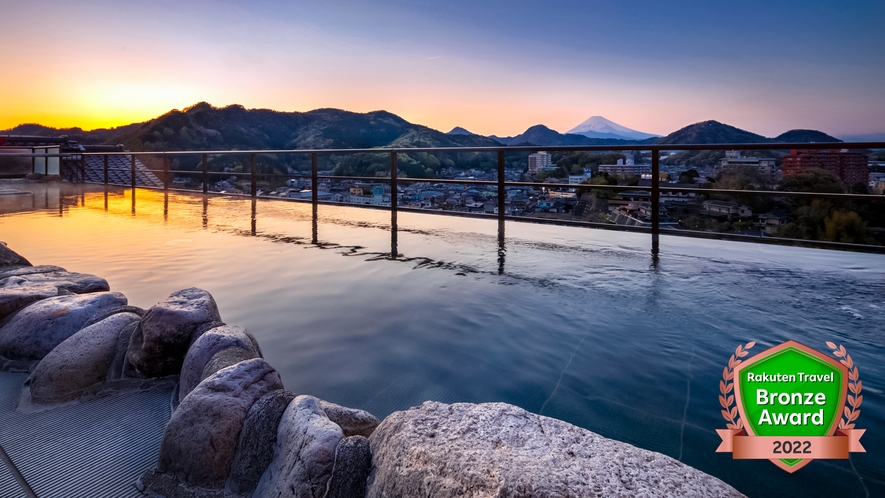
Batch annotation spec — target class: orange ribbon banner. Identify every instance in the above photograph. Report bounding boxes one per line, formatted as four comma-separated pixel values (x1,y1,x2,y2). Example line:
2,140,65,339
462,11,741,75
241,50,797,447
716,429,865,459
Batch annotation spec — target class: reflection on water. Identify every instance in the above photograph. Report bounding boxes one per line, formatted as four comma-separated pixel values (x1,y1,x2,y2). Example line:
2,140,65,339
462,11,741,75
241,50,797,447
2,182,885,498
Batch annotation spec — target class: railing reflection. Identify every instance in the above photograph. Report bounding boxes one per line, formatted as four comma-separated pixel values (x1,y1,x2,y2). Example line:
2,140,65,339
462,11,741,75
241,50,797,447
6,184,702,273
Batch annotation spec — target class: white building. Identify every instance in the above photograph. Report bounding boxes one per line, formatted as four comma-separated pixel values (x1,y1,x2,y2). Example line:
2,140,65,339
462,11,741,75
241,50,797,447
718,151,777,179
702,200,753,219
527,152,552,174
568,171,592,184
598,158,651,177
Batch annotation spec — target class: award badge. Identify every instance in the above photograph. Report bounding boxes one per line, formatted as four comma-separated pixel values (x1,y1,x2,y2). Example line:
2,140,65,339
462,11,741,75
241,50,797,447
716,340,865,473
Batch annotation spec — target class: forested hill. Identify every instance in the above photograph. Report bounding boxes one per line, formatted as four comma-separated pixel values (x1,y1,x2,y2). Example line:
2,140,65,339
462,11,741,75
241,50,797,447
1,123,144,145
657,120,841,145
115,103,501,151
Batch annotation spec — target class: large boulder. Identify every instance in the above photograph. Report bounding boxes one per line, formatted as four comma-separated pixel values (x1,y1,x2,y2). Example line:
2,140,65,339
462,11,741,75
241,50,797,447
326,436,372,498
28,312,141,404
254,395,344,498
226,389,296,495
127,288,222,377
319,400,380,438
0,270,110,294
178,324,261,402
367,402,745,498
107,320,139,381
0,265,65,278
156,358,283,489
0,292,128,364
0,242,31,268
0,277,63,321
200,347,259,385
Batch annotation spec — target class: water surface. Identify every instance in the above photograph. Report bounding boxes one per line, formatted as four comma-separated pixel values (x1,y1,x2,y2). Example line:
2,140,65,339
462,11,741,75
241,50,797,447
2,183,883,497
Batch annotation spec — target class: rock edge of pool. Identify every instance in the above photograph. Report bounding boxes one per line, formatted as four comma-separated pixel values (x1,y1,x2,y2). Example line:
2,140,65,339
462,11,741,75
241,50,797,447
0,241,743,498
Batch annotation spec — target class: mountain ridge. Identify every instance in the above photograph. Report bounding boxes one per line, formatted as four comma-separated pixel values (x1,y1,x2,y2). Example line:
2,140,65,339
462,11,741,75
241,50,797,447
2,105,842,150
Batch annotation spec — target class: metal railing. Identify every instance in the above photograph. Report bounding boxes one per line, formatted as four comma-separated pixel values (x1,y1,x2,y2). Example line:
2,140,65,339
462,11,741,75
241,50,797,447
8,141,885,253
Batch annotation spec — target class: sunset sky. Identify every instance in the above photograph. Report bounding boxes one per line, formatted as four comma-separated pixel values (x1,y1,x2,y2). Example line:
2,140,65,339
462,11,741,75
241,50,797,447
2,0,883,137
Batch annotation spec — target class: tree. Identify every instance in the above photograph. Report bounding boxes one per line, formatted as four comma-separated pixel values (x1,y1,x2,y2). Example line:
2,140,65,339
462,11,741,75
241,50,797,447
579,173,618,199
779,168,844,193
824,210,869,244
678,169,700,183
777,200,832,240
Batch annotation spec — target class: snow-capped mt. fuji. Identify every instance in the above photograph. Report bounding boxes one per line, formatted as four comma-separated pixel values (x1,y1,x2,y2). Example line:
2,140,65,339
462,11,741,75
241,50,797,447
567,116,659,141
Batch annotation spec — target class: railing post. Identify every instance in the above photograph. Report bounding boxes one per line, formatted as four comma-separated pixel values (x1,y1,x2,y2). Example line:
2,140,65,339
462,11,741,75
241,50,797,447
163,154,169,190
311,152,318,204
202,153,208,193
250,153,257,197
390,150,398,259
497,150,506,221
651,149,661,249
103,154,109,185
130,154,136,191
390,150,398,212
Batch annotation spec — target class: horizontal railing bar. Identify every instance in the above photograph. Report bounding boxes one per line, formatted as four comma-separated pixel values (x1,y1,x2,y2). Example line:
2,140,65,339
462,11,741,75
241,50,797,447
4,141,883,159
657,187,883,200
68,141,884,155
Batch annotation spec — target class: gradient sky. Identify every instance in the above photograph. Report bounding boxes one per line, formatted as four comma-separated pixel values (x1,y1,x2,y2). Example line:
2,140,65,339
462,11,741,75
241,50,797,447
2,0,883,137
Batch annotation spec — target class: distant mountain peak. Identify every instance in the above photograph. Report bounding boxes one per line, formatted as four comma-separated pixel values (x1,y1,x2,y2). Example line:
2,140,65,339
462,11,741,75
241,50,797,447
567,116,659,140
657,120,767,145
774,129,841,143
447,126,474,135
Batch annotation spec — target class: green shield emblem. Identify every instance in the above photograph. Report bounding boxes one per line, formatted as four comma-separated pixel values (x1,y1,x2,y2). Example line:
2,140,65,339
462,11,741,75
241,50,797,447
732,340,848,472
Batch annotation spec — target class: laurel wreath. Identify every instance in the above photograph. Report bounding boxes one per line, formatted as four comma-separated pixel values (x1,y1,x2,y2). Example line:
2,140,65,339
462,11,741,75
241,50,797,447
719,341,756,429
719,341,862,430
826,342,863,430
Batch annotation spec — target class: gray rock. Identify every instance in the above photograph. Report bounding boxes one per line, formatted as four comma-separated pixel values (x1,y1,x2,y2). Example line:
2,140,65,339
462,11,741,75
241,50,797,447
319,400,380,438
107,320,139,381
179,325,260,402
327,436,372,498
84,305,146,328
157,358,283,489
0,292,128,363
127,288,222,377
0,276,62,321
0,265,66,278
0,270,110,294
136,470,228,498
226,389,296,495
200,347,259,385
366,401,745,498
0,242,30,268
28,312,142,404
254,395,344,498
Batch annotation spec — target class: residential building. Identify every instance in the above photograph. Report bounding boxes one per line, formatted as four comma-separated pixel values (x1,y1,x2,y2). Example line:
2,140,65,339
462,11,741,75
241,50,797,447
782,149,870,186
568,171,592,184
718,151,777,179
599,158,651,177
758,211,790,235
527,152,551,175
701,200,752,219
